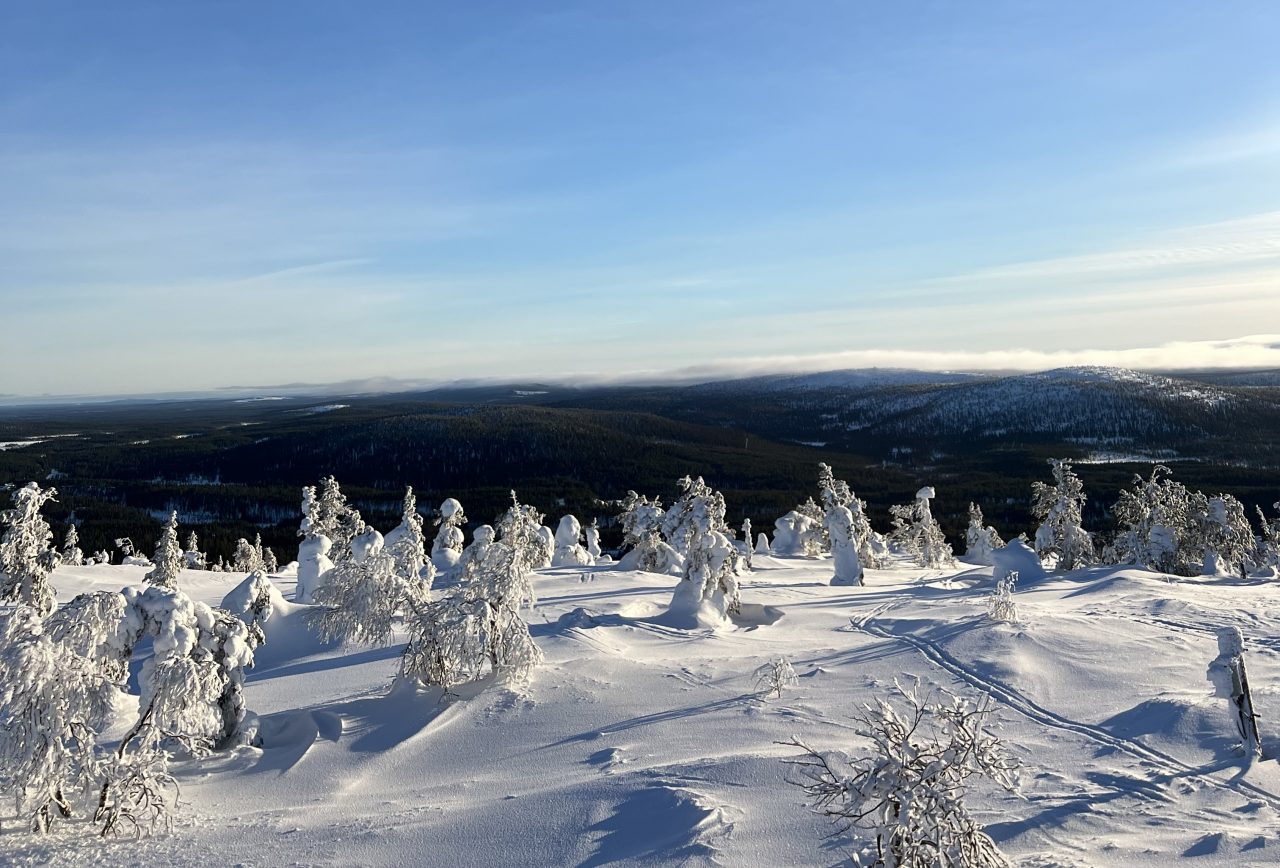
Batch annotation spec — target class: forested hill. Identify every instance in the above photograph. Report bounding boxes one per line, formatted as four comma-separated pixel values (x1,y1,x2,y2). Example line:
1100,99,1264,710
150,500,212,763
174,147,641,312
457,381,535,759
1,366,1278,569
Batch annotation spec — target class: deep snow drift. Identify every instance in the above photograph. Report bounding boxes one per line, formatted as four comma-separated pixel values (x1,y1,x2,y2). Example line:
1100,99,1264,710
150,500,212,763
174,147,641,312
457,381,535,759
5,557,1280,866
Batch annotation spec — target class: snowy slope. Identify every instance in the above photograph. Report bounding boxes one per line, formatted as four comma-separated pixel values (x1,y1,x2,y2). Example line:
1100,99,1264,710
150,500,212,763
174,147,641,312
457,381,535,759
6,559,1280,866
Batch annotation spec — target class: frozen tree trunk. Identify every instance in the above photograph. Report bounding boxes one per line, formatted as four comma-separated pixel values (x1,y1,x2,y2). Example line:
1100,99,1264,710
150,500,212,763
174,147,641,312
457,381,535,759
1209,627,1262,759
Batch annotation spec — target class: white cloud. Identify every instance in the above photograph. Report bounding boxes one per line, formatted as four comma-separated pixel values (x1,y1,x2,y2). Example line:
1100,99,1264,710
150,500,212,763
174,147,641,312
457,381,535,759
579,334,1280,385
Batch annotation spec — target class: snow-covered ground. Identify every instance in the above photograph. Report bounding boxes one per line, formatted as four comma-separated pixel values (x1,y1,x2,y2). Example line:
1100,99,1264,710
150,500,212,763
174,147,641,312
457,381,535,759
7,557,1280,866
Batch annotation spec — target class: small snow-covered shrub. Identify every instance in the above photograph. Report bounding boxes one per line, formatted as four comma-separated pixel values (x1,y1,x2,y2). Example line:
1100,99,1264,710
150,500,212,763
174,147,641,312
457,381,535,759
964,502,1005,566
311,549,429,647
754,656,799,698
785,683,1018,868
986,572,1019,623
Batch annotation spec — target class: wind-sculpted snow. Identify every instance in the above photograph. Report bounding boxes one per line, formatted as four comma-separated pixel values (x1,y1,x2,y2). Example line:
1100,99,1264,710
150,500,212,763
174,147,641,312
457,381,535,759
6,558,1280,865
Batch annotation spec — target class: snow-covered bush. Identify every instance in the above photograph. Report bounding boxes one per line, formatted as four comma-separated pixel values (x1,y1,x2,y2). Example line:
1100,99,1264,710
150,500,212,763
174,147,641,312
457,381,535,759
755,532,770,554
986,572,1019,623
771,510,814,557
144,511,184,589
888,486,955,569
311,548,428,647
221,570,285,648
60,523,84,568
349,527,385,563
128,586,259,753
552,514,593,567
1031,459,1095,571
754,656,798,698
785,683,1018,867
399,539,541,691
1110,466,1255,578
0,482,61,616
796,497,827,556
964,502,1005,566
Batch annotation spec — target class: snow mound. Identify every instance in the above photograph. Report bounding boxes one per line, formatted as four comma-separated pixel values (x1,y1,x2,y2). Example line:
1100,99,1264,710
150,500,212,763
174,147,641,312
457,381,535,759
581,784,737,866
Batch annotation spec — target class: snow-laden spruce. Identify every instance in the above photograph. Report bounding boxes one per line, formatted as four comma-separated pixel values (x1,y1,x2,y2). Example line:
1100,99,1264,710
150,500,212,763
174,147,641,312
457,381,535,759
785,683,1018,867
144,511,184,589
1031,459,1095,571
183,530,206,570
384,486,436,586
297,484,336,603
888,486,955,569
60,522,84,567
0,482,61,616
664,477,741,627
431,496,467,572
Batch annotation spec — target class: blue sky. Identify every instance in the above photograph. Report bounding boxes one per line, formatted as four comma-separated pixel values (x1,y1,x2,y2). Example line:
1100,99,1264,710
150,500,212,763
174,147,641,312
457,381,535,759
3,1,1279,396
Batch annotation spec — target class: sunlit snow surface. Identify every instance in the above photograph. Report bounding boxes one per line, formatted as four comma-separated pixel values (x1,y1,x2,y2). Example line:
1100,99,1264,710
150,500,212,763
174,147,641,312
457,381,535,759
7,558,1280,866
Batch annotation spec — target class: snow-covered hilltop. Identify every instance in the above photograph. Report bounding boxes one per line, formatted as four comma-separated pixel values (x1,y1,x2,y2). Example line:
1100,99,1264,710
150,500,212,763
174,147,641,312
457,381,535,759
3,463,1280,865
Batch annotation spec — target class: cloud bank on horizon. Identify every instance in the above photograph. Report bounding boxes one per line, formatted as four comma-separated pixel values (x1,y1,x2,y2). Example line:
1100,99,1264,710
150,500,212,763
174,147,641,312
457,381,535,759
2,3,1278,397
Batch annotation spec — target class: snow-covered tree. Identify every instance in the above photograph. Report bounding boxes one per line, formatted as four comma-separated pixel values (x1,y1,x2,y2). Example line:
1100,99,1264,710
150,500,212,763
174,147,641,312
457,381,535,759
231,538,257,573
128,585,259,753
297,485,335,603
183,531,206,570
552,514,593,567
60,524,84,568
618,491,679,573
399,538,541,691
144,511,184,589
312,476,365,563
964,502,1005,566
666,477,741,625
585,519,604,562
889,487,955,569
1258,503,1280,572
431,497,467,572
385,486,434,587
1109,466,1253,578
826,505,864,586
311,548,428,647
1188,492,1254,578
261,546,279,574
1031,459,1095,571
0,598,175,836
0,482,60,616
771,510,814,556
662,476,731,557
740,518,754,570
496,491,547,573
797,497,827,556
785,683,1018,867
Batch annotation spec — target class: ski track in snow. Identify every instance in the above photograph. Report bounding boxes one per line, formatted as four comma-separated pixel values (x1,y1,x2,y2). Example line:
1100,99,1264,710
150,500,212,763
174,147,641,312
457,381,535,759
852,609,1280,813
